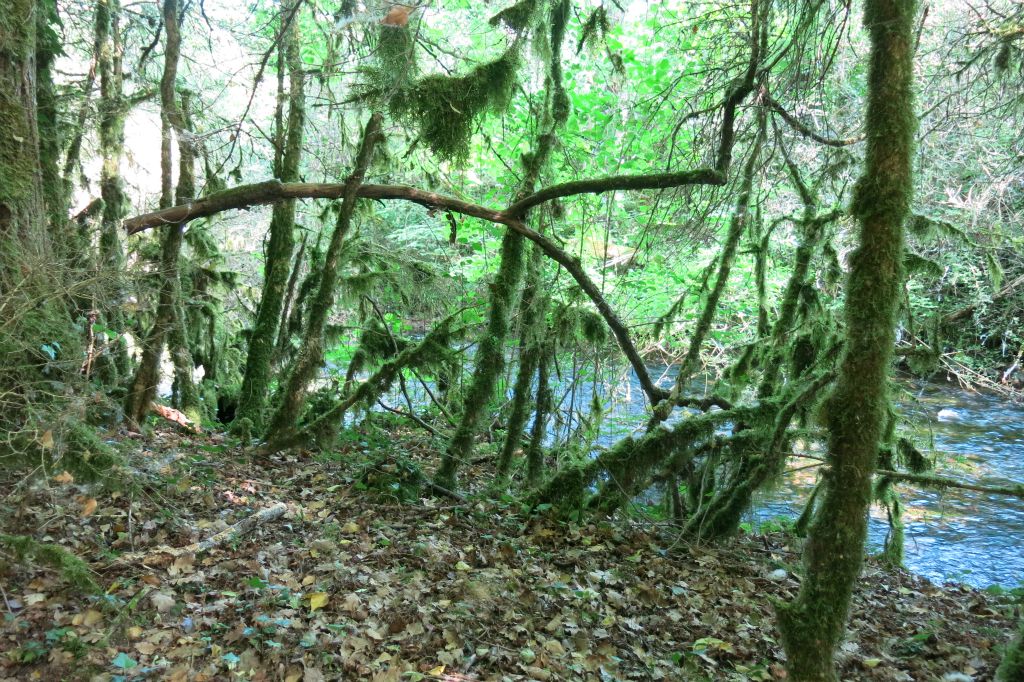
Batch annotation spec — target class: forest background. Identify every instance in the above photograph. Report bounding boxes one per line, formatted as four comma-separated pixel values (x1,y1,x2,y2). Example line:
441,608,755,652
2,0,1024,679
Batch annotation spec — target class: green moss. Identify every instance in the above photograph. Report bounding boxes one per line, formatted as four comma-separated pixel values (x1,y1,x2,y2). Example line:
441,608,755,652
776,0,917,677
998,620,1024,681
377,23,417,90
36,0,64,231
525,338,553,487
497,246,545,479
387,47,520,162
577,7,610,54
877,479,904,568
279,316,459,450
57,421,117,483
237,0,305,429
435,229,526,488
489,0,540,32
265,114,382,442
1,535,99,592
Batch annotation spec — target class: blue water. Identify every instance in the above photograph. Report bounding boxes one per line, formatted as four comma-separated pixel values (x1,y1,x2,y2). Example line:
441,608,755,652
382,361,1024,588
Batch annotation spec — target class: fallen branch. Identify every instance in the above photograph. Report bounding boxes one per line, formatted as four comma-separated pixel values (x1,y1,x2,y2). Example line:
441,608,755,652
876,470,1024,500
943,273,1024,324
120,502,288,562
191,502,288,553
150,401,201,433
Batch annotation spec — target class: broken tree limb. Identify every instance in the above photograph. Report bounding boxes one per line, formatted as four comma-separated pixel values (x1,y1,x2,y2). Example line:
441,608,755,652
189,502,288,553
150,401,201,433
942,273,1024,324
119,502,288,562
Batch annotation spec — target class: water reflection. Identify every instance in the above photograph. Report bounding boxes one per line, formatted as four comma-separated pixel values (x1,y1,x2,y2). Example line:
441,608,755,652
381,362,1024,587
754,380,1024,587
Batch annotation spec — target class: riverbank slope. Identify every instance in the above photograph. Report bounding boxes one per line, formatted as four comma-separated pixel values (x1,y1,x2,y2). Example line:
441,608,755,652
0,424,1016,681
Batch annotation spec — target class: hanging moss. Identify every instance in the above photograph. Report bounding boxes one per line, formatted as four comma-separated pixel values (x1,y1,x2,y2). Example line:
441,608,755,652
876,477,904,568
386,47,520,162
576,6,610,54
377,23,417,91
686,373,835,540
533,406,741,514
489,0,540,32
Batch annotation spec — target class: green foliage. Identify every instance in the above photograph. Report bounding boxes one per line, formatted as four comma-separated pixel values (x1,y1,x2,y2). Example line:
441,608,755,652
997,620,1024,681
355,453,425,503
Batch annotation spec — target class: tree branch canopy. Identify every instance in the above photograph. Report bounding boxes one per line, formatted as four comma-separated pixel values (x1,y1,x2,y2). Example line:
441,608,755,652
502,168,726,217
122,170,728,235
122,175,679,404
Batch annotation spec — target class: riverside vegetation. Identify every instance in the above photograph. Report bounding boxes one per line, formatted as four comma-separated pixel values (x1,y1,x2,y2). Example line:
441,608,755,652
2,0,1024,680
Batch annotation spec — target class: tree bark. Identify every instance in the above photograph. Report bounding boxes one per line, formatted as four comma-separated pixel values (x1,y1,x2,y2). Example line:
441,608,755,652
776,1,916,678
264,113,383,442
124,0,185,426
237,0,306,430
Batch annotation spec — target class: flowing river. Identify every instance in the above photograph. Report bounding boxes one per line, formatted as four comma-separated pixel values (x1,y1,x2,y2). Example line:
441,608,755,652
382,360,1024,588
591,366,1024,588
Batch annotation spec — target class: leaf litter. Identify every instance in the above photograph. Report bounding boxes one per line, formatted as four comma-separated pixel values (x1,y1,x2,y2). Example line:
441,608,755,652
0,424,1017,681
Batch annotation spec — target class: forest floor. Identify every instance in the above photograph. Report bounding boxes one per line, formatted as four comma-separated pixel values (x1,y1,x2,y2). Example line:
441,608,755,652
0,422,1018,682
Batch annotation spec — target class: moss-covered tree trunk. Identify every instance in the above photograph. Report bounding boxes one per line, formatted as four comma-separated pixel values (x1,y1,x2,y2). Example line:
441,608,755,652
264,113,382,444
93,0,131,381
775,1,915,679
496,243,545,480
0,0,79,434
35,0,63,235
1,0,47,255
237,0,305,430
167,91,200,415
274,234,307,361
525,337,553,487
0,0,44,240
124,0,185,426
434,0,571,489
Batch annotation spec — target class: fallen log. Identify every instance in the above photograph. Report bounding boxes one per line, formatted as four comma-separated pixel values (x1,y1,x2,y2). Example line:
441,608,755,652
120,502,288,563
